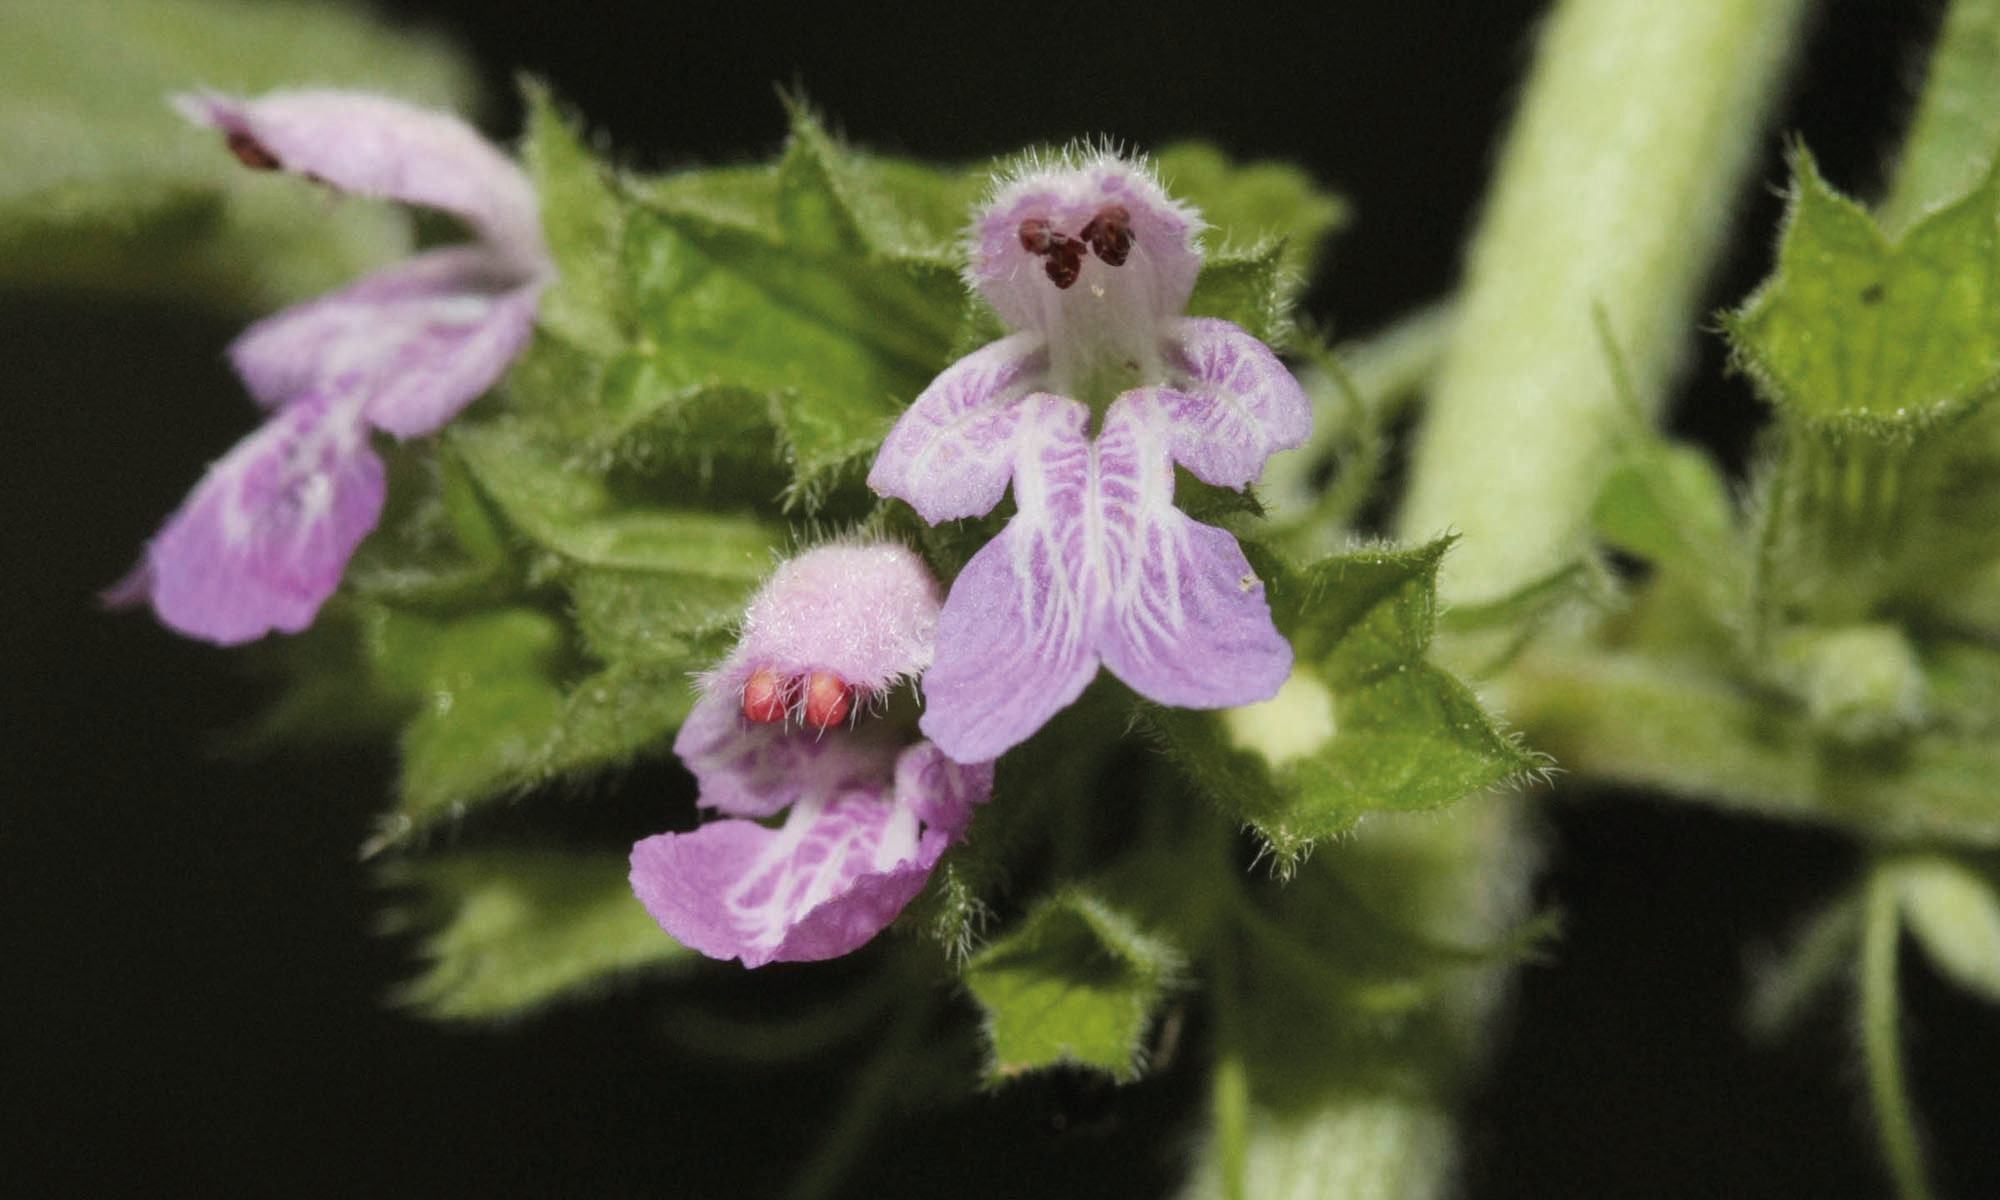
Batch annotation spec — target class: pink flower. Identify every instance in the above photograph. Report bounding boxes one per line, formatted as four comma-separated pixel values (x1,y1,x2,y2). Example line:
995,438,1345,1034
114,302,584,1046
630,544,992,968
868,152,1307,761
110,91,552,644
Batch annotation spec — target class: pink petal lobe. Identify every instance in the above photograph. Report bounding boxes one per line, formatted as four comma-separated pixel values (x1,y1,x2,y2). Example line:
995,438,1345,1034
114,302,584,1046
227,248,542,437
672,686,903,820
143,396,384,645
868,333,1047,523
630,741,988,968
1146,318,1313,489
919,395,1101,762
1093,394,1292,705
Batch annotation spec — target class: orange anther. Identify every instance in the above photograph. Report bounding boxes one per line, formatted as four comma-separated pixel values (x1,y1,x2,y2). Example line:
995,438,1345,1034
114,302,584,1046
741,666,789,724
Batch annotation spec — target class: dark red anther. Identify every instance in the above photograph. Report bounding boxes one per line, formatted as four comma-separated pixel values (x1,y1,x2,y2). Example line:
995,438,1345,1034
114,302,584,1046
742,666,789,724
801,670,853,730
225,130,282,171
1079,205,1133,266
1018,218,1055,254
1042,239,1085,288
1019,217,1086,289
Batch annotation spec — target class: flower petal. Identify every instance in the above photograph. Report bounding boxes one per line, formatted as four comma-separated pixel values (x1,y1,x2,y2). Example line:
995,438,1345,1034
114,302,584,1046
1093,395,1294,706
968,152,1204,336
1144,317,1313,489
673,686,904,820
631,741,987,967
919,395,1102,762
868,332,1047,523
894,741,994,840
175,89,544,264
141,395,383,645
227,247,542,437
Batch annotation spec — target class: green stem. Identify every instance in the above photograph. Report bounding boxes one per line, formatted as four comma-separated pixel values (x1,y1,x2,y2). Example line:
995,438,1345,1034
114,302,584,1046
783,989,931,1200
1860,867,1937,1200
1396,0,1810,606
1210,934,1251,1200
1881,0,2000,235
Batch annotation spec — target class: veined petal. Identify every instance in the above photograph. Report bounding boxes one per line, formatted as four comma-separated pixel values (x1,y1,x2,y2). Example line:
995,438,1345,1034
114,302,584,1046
630,740,986,967
175,89,545,266
1146,317,1313,489
141,395,383,645
921,391,1294,759
228,247,542,437
361,280,543,437
1093,395,1293,706
920,395,1102,762
895,741,994,842
868,333,1047,523
673,686,904,820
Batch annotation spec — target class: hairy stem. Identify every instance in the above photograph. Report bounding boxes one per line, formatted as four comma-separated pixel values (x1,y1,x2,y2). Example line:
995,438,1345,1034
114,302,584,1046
1860,867,1937,1200
1397,0,1810,605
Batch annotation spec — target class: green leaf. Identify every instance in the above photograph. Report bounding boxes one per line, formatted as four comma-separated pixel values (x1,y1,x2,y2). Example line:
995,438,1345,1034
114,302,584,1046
567,568,745,665
1187,241,1295,348
1154,142,1348,283
0,0,476,305
387,849,692,1020
367,605,700,833
452,420,781,574
450,419,776,668
1207,813,1554,1127
962,890,1183,1083
1894,854,2000,1002
1149,540,1536,862
626,104,978,506
367,606,570,825
536,658,702,776
518,80,627,354
1728,147,2000,434
1594,437,1742,599
1164,144,1347,353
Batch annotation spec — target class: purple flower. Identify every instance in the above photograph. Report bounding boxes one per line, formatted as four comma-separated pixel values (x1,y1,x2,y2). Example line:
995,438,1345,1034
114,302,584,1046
109,90,552,644
630,544,993,968
868,152,1309,761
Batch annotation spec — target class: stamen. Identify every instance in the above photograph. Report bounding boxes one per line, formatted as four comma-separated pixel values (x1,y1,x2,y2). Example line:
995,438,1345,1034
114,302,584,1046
802,670,853,730
225,130,282,171
742,666,790,724
1042,240,1085,288
1079,206,1133,266
1018,217,1086,289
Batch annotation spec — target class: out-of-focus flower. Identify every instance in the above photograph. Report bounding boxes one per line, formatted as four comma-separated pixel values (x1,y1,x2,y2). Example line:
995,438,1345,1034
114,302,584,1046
110,90,551,644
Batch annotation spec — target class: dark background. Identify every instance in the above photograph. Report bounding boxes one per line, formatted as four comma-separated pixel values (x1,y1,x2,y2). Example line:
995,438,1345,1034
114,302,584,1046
11,0,1998,1195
